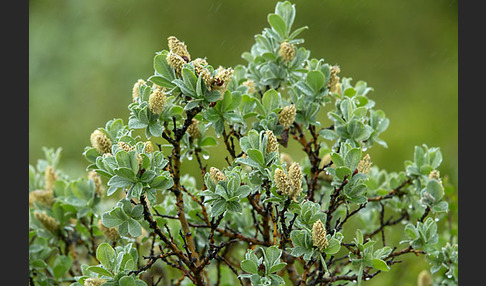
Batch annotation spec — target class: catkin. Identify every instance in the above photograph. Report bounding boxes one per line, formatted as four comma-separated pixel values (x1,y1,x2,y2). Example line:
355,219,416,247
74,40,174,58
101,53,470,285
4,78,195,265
278,104,296,129
187,119,201,139
327,65,341,94
279,41,296,62
148,87,166,115
274,168,292,196
34,212,59,233
132,79,146,101
417,270,433,286
265,130,279,154
166,51,186,75
357,154,372,175
98,220,120,242
84,278,107,286
312,219,328,252
167,36,191,61
88,171,104,197
288,162,303,201
44,165,58,192
29,189,54,207
209,167,226,184
90,130,112,155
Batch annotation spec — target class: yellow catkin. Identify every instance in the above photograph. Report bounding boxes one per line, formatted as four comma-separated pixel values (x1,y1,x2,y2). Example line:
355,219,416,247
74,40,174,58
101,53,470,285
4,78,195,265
145,141,154,153
117,142,134,152
265,130,279,154
209,167,226,184
44,165,58,192
148,87,166,115
166,51,186,75
167,36,191,61
187,119,201,139
34,212,59,233
132,79,146,101
288,162,303,201
88,171,104,197
279,41,296,62
193,58,212,88
84,278,107,286
278,104,296,129
97,220,120,242
90,130,112,155
357,154,372,175
417,270,433,286
242,79,256,94
29,189,54,207
274,168,292,196
428,170,443,185
312,219,328,252
327,65,341,93
211,67,234,95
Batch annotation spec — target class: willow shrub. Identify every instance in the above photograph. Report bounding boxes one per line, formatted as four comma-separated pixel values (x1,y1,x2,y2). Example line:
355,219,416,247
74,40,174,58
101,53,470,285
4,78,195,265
28,2,458,286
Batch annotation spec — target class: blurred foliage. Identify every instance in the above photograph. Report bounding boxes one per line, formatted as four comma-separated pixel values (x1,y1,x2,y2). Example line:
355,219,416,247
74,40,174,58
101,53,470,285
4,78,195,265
29,0,457,285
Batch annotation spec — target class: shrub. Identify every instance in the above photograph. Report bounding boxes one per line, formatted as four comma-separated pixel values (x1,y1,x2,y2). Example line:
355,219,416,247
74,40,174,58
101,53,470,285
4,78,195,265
29,2,457,285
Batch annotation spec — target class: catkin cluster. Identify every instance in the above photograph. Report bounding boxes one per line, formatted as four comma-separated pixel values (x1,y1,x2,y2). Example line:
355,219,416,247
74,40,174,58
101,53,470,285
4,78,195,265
265,130,279,154
279,41,296,62
357,154,372,175
274,162,303,201
278,104,296,129
312,219,328,252
209,167,226,184
90,130,112,155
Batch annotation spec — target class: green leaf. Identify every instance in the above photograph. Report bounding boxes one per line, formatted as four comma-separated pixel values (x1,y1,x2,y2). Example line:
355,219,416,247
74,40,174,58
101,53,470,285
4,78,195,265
319,129,338,141
119,275,137,286
151,175,173,190
241,260,259,274
200,136,218,147
261,89,280,114
425,179,444,201
268,14,287,38
128,219,142,237
325,238,341,255
53,255,72,279
372,259,389,272
86,266,113,277
306,70,326,92
269,262,287,274
96,243,115,271
107,175,133,189
210,198,227,217
247,149,265,166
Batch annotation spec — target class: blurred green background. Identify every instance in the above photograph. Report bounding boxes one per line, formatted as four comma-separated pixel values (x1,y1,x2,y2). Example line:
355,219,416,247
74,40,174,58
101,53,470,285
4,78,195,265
29,0,457,285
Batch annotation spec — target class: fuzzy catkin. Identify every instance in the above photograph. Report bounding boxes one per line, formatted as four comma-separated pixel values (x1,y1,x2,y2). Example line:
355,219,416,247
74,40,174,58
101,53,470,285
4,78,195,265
132,79,146,101
265,130,279,154
279,41,296,62
117,141,134,152
97,220,120,242
44,165,58,192
211,67,234,95
417,270,432,286
29,189,54,207
84,278,107,286
428,170,442,185
209,167,226,184
187,119,201,139
34,212,59,233
88,171,104,197
357,154,372,175
278,104,296,129
288,162,303,201
327,65,341,93
145,141,154,153
167,36,191,61
242,79,256,94
280,153,293,171
312,219,328,252
148,87,166,115
166,51,186,75
274,168,292,196
90,130,112,155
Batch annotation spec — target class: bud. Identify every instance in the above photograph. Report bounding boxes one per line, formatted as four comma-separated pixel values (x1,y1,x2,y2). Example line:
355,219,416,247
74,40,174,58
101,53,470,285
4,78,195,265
88,171,105,197
211,67,234,94
166,51,186,75
29,189,54,207
278,104,296,129
145,141,154,153
242,79,256,94
98,220,120,242
312,219,328,252
167,36,191,61
288,162,303,201
90,129,112,155
327,65,341,93
209,167,226,184
428,170,443,185
117,141,134,152
132,79,146,101
44,165,58,192
34,212,59,233
187,119,201,139
265,130,279,154
357,154,372,175
279,41,296,62
148,87,166,115
274,168,291,195
84,278,107,286
417,270,433,286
